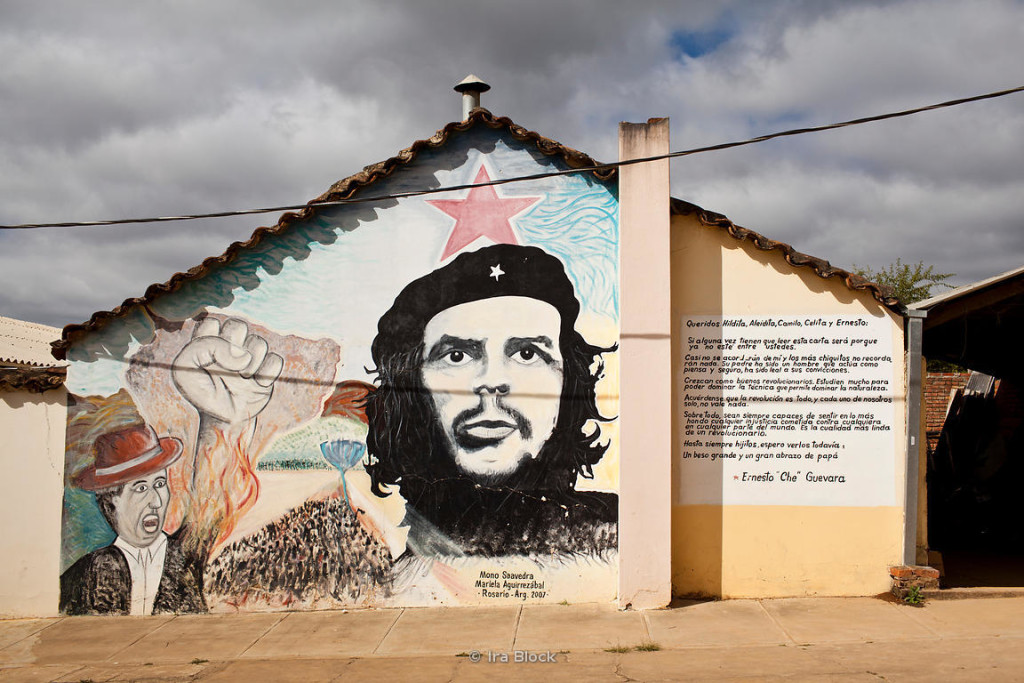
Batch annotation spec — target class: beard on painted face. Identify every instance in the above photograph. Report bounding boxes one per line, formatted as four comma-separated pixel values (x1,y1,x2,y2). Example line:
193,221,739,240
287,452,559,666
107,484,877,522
421,297,564,484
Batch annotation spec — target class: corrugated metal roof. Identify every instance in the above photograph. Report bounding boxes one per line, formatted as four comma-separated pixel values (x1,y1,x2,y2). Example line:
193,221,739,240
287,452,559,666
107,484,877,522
53,109,902,360
911,264,1024,310
907,264,1024,379
0,315,65,367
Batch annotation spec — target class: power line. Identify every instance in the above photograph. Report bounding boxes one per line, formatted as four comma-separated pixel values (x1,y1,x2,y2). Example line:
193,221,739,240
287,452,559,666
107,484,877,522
3,84,1022,231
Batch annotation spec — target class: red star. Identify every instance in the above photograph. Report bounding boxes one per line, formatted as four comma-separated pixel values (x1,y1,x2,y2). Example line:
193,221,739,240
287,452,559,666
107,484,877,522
733,475,740,481
428,166,539,261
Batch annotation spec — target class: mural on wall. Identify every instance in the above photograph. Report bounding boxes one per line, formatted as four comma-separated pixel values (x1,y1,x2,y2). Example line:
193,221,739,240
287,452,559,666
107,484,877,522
60,423,205,616
364,244,617,561
60,128,619,613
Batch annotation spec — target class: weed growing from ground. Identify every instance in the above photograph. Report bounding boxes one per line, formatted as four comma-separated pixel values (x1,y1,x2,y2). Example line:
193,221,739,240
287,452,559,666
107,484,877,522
605,643,663,653
604,644,632,653
903,586,925,606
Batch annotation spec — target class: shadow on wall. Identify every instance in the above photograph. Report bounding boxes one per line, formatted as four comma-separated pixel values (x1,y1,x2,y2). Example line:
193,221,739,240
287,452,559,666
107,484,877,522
670,219,724,599
64,128,612,366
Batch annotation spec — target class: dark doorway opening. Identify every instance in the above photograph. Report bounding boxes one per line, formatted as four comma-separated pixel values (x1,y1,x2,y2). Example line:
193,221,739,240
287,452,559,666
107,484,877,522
927,376,1024,588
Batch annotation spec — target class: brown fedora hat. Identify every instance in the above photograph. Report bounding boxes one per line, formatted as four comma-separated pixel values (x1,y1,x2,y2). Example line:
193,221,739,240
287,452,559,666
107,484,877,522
74,424,183,491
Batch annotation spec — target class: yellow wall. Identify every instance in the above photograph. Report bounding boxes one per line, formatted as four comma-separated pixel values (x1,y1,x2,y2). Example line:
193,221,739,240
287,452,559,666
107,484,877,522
670,213,906,598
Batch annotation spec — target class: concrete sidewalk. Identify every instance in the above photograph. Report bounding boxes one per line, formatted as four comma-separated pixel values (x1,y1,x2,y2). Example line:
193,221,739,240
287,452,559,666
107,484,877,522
1,596,1022,682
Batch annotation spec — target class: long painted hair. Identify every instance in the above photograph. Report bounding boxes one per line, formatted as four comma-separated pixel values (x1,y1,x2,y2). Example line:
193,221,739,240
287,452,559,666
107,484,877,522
364,327,614,519
363,244,616,527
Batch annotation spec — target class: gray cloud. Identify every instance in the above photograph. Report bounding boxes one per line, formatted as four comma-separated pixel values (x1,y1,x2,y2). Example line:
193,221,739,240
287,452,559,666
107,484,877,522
1,0,1022,329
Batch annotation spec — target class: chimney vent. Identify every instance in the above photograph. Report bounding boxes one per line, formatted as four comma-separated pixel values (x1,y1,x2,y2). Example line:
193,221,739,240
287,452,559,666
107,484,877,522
454,75,490,120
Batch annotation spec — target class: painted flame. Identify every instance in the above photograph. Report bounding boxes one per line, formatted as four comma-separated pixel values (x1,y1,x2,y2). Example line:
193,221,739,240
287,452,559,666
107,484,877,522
178,428,270,557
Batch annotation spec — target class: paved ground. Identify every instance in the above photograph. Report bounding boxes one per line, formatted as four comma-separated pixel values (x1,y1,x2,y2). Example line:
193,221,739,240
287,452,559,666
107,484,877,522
1,595,1022,682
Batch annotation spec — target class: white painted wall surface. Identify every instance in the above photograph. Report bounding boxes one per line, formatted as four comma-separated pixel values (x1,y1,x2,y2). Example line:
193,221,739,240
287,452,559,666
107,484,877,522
0,387,66,618
618,118,673,609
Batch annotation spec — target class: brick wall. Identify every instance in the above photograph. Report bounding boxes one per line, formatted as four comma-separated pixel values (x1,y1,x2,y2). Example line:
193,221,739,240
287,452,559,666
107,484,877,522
994,378,1023,433
924,372,970,453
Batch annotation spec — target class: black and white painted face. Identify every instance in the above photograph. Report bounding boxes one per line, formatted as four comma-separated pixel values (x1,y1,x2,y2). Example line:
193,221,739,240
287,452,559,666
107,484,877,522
111,469,170,549
421,296,564,484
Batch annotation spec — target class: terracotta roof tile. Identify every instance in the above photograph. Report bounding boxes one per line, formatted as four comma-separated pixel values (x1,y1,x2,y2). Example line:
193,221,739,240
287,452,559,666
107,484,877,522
670,198,902,313
52,111,902,360
0,365,66,393
52,109,613,360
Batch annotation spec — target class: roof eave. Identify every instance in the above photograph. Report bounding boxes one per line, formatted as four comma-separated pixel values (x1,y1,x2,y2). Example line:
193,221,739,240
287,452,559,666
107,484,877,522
0,366,66,393
911,263,1024,310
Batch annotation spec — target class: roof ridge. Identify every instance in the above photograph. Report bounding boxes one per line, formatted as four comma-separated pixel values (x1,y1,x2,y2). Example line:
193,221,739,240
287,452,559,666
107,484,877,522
52,109,614,360
0,315,61,335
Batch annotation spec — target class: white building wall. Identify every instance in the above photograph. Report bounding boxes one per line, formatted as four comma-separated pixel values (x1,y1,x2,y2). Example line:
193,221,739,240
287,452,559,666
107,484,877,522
0,387,66,617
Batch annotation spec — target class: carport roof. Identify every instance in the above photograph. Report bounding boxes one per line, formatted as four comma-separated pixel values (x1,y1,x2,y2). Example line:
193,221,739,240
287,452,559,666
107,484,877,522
911,265,1024,379
0,315,64,368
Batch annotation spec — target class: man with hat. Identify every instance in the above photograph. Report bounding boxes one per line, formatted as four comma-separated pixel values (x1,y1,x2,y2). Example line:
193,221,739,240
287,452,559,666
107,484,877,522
365,243,618,557
60,423,206,615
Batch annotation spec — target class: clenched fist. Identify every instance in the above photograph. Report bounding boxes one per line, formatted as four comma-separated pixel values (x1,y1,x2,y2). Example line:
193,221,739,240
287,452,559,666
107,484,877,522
172,317,284,425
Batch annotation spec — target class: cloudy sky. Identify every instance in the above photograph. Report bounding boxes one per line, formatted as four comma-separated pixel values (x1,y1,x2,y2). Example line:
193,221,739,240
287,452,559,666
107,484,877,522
2,0,1022,328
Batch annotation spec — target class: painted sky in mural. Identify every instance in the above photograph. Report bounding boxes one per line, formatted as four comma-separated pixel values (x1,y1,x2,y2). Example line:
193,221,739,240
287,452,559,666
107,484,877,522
60,129,620,614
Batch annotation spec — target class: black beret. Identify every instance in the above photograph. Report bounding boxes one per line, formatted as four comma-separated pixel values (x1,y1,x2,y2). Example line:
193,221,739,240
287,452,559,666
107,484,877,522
372,244,580,364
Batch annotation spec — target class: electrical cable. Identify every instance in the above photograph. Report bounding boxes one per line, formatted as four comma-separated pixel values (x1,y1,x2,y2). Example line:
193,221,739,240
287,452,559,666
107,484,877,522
2,84,1022,230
